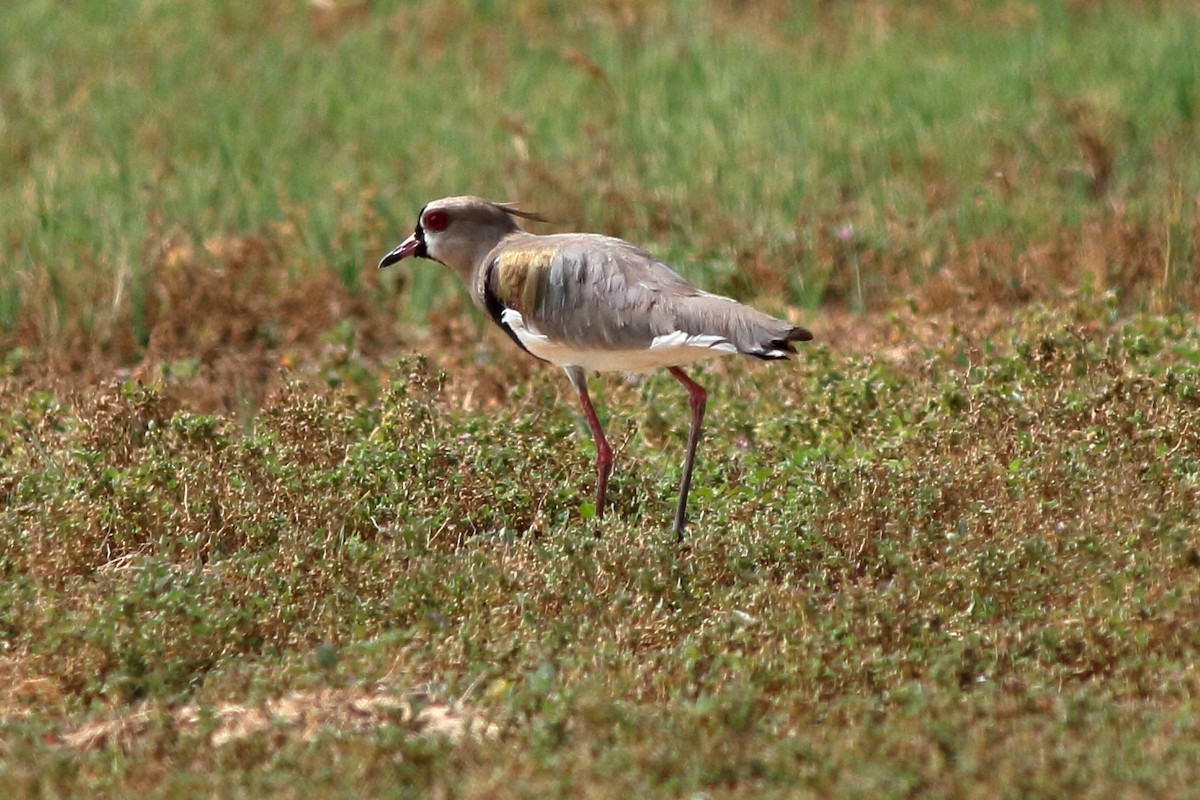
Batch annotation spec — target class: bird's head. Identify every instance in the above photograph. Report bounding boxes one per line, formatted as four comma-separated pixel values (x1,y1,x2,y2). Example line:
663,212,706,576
378,196,545,278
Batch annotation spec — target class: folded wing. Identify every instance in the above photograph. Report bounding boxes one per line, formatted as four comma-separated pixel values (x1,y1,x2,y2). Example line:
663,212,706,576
480,233,810,370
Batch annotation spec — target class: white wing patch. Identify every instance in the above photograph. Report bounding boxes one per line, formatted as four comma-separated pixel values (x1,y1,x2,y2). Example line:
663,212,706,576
649,330,738,354
500,308,549,347
500,309,738,373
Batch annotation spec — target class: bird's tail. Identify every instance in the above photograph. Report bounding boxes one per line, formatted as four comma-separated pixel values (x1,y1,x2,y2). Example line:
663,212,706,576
677,295,813,360
755,324,813,360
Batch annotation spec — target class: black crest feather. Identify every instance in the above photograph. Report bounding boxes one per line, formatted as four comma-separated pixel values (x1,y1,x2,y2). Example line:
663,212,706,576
493,202,549,224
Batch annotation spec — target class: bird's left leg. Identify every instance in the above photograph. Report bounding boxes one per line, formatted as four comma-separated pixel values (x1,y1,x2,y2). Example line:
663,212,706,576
666,366,707,541
565,366,613,520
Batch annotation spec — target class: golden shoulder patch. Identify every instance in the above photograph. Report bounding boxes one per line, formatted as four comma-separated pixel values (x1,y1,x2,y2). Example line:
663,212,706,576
496,248,556,312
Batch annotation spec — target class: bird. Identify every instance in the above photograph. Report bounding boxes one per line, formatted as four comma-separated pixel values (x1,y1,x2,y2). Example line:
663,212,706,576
379,196,812,539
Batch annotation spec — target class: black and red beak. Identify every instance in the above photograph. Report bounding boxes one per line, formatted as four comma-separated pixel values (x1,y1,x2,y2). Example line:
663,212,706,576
378,228,426,269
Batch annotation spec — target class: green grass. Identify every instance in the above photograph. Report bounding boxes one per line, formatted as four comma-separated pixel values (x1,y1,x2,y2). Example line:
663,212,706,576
3,1,1200,796
3,300,1200,796
2,0,1198,341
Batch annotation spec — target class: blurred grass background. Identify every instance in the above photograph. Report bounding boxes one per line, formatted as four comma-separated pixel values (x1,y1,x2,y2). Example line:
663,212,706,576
2,0,1197,356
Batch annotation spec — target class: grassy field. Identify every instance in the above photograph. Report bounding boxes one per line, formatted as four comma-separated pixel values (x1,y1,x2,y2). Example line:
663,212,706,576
2,0,1200,796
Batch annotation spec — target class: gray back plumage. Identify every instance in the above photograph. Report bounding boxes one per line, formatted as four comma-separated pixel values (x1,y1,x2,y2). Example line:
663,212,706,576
482,233,811,358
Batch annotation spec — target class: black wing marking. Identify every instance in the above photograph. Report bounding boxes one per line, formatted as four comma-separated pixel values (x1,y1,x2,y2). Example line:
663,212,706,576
482,258,541,359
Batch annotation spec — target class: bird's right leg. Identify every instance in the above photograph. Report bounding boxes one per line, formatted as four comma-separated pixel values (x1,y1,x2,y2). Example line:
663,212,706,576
667,366,707,541
565,366,613,518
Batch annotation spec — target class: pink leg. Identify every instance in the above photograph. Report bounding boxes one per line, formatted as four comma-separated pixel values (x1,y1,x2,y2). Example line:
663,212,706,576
667,367,707,540
566,367,613,519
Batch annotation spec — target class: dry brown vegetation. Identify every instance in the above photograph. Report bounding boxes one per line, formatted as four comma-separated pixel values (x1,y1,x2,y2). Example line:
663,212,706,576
61,688,496,753
4,193,1196,420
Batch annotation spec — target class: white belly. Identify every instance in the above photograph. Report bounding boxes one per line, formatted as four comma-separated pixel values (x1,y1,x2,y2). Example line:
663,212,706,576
523,338,737,372
501,309,739,373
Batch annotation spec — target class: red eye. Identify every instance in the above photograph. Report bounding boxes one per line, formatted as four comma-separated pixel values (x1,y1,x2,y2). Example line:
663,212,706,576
423,210,449,232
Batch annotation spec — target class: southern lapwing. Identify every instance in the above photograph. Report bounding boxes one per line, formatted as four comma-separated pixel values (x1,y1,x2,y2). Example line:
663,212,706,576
379,196,812,539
